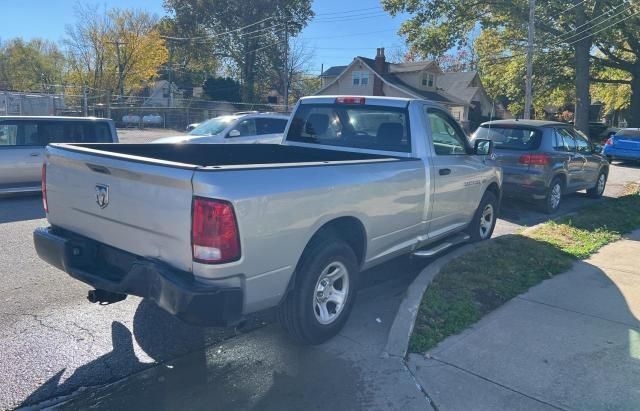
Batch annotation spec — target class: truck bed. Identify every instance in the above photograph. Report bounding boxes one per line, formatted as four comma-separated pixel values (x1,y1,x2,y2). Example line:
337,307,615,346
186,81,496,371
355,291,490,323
57,143,397,169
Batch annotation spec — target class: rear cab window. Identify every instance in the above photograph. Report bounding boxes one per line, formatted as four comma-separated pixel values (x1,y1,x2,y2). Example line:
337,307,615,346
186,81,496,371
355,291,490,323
286,103,411,153
473,125,542,151
0,119,113,145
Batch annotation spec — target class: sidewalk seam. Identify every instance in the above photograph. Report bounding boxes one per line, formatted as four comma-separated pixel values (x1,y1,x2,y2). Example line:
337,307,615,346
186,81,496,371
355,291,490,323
516,296,640,330
428,357,568,411
401,358,439,411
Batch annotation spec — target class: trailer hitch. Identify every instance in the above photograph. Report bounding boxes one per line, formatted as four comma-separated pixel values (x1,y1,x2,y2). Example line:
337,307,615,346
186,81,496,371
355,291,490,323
87,289,127,305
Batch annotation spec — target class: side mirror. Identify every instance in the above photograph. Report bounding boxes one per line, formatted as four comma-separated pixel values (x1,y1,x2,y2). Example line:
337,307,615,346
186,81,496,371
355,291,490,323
228,129,241,138
474,139,493,156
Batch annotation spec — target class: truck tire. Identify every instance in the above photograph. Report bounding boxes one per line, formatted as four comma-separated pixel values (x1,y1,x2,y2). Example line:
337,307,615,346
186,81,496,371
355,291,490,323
277,237,358,345
467,191,498,242
543,178,563,214
587,170,607,198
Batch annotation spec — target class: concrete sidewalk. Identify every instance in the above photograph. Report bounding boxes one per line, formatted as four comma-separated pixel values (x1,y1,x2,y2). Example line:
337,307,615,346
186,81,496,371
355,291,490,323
408,229,640,410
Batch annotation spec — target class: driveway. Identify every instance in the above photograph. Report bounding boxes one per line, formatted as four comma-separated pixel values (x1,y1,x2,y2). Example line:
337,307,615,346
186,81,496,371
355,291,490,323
1,161,639,409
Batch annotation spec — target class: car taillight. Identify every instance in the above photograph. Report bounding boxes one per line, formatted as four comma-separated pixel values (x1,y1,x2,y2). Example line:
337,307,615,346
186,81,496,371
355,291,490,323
519,153,550,166
192,197,240,264
41,164,48,213
335,96,366,104
605,137,614,146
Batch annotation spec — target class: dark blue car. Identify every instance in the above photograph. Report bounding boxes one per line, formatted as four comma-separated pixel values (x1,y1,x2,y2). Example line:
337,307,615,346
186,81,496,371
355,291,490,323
603,128,640,162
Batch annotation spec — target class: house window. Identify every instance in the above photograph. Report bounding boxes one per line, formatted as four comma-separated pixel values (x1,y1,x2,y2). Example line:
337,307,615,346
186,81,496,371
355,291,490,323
422,72,435,87
352,71,369,86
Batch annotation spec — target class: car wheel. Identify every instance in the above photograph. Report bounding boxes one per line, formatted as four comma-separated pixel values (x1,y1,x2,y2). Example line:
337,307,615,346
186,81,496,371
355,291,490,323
587,171,607,198
467,191,498,242
543,178,563,214
277,236,358,345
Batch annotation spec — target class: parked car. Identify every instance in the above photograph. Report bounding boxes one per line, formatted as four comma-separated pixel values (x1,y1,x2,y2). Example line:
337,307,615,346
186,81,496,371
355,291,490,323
152,112,290,144
0,116,118,195
34,96,501,344
185,122,200,132
471,119,609,214
588,122,619,144
603,128,640,163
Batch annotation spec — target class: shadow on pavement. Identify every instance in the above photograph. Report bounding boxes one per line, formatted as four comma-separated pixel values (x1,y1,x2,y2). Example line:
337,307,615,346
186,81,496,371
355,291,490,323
0,194,45,224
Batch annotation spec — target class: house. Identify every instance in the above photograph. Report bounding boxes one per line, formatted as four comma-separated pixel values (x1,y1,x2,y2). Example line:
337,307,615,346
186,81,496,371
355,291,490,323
141,80,181,107
315,48,497,130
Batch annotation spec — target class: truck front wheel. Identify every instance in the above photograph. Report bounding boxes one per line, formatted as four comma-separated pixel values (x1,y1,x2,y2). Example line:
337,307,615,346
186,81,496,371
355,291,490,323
467,191,498,242
278,237,358,345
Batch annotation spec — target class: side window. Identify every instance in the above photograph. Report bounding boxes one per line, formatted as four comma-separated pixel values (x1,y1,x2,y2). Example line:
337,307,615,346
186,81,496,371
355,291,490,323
0,123,18,146
255,118,287,135
554,128,576,152
233,119,256,137
571,129,592,154
427,109,468,155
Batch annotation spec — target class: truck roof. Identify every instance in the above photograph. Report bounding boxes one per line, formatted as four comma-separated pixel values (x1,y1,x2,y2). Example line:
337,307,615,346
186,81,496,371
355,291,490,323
300,95,415,108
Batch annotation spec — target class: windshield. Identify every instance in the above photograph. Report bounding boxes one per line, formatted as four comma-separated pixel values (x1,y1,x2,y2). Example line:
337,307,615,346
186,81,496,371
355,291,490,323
189,116,235,136
473,125,542,150
286,103,411,152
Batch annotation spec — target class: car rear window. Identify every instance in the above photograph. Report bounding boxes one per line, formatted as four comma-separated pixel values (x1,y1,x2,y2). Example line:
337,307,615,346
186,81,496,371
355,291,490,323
286,103,411,153
473,126,542,150
616,129,640,139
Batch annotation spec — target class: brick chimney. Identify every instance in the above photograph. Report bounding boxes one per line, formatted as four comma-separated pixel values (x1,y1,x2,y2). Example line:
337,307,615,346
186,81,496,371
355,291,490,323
373,47,386,96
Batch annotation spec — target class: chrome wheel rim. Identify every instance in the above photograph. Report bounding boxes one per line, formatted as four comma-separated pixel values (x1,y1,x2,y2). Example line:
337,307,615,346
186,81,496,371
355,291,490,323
597,174,606,195
313,261,349,325
550,183,562,210
479,204,494,239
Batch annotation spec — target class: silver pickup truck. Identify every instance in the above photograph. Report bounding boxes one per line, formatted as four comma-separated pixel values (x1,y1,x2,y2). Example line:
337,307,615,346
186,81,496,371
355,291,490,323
34,96,501,344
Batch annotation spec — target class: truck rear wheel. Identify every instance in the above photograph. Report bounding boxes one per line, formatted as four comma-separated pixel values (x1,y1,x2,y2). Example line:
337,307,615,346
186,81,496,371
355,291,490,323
277,237,358,345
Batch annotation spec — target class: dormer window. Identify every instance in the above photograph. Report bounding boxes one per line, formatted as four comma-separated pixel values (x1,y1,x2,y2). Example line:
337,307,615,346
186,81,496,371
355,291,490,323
352,71,369,86
422,72,434,88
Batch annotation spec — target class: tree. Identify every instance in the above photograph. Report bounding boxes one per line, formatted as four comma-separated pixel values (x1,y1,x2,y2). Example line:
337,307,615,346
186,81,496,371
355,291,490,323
64,4,169,98
265,36,315,106
381,0,640,128
164,0,314,102
202,76,241,101
0,38,66,91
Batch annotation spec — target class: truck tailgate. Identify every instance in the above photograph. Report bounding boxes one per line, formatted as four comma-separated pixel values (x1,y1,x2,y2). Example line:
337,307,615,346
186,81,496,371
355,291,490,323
45,145,197,272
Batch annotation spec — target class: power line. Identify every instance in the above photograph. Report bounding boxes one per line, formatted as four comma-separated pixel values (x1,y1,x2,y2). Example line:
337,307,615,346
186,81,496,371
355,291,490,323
559,0,588,14
314,11,388,22
556,2,630,42
565,8,640,46
161,16,275,41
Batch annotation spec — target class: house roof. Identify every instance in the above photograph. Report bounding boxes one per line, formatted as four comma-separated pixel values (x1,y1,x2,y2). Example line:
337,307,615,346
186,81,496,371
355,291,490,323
357,57,467,106
437,72,481,104
390,61,440,73
320,65,348,77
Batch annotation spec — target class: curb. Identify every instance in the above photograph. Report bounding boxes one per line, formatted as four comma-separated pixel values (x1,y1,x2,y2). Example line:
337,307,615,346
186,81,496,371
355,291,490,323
382,243,477,359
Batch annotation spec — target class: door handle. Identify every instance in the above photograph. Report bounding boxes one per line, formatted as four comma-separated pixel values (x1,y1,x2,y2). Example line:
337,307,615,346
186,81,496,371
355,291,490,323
30,153,40,157
439,168,452,176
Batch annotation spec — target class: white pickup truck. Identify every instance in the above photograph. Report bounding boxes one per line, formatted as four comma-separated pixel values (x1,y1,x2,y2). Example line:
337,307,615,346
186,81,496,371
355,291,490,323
34,96,501,344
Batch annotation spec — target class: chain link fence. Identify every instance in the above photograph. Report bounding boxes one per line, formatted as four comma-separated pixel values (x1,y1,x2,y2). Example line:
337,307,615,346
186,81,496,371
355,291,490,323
0,90,288,131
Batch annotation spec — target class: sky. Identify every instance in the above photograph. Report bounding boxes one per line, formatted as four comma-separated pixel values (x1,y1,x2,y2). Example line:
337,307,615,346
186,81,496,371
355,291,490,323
0,0,409,74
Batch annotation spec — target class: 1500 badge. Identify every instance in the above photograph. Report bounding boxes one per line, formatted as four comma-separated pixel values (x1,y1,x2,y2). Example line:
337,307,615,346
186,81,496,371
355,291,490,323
464,180,482,187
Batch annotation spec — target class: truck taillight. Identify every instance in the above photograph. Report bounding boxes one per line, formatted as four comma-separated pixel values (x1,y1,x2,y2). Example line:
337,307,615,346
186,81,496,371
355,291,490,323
41,164,48,213
519,153,550,166
605,137,614,146
192,197,240,264
335,96,366,105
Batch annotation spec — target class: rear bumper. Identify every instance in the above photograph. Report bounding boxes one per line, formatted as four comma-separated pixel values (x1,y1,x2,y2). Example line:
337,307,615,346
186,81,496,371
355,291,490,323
502,174,548,200
33,226,243,326
603,146,640,161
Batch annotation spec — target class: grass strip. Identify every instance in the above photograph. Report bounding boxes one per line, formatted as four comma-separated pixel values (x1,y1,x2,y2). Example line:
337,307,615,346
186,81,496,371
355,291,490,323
409,186,640,353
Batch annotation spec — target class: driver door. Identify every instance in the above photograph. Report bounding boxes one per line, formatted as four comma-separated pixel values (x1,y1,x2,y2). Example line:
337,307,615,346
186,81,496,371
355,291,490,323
426,108,483,238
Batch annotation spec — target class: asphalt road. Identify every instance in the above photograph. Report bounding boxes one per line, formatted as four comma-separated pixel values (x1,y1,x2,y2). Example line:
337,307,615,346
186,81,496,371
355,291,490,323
1,161,640,410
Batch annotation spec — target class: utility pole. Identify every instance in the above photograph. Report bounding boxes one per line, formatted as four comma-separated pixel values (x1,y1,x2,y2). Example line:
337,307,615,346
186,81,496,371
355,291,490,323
524,0,536,120
108,40,127,101
283,21,289,112
168,43,174,108
82,84,88,117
